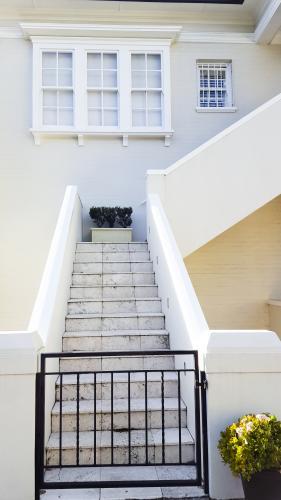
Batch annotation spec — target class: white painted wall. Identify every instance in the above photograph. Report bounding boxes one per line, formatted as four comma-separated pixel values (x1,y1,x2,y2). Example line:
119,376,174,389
0,186,82,500
148,92,281,257
1,35,281,329
206,330,281,499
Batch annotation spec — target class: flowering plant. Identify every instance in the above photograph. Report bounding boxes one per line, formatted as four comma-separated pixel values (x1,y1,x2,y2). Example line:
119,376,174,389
218,414,281,481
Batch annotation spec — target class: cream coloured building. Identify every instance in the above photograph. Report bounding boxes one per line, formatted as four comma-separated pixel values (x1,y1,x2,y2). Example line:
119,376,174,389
1,1,281,500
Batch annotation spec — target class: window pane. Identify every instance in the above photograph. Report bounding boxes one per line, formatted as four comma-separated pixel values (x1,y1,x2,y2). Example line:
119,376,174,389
132,71,146,88
58,90,73,108
148,110,162,126
103,91,118,108
147,71,161,88
88,91,102,108
42,69,56,86
131,54,145,70
42,52,56,69
43,108,57,125
147,54,161,70
88,109,102,126
147,91,161,109
59,109,73,126
88,70,102,87
132,91,146,109
58,69,72,87
132,110,146,127
88,53,101,70
104,109,118,126
43,90,57,107
103,53,117,70
58,52,72,69
103,70,117,88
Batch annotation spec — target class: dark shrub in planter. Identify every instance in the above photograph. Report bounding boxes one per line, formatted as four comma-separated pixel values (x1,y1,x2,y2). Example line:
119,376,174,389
218,414,281,500
89,207,106,228
116,207,133,228
103,207,117,228
89,206,133,228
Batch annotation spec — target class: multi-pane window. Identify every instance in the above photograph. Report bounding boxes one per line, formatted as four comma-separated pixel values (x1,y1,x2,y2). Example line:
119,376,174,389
42,51,74,126
197,62,232,109
87,52,118,127
33,42,171,139
131,53,163,127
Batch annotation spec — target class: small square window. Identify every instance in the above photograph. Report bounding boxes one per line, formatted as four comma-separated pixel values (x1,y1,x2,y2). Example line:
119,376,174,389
197,61,233,109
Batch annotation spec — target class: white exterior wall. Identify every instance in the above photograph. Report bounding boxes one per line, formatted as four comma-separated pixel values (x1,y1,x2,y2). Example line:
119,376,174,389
1,36,281,329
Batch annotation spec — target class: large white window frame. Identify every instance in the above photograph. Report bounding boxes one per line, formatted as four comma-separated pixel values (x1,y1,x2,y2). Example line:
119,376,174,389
31,38,172,145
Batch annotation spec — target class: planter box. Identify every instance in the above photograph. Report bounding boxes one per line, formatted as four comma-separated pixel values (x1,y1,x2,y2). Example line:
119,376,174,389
242,470,281,500
91,228,132,243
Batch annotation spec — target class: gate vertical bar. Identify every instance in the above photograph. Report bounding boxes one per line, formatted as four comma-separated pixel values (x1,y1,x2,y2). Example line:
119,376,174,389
194,353,202,484
35,355,46,500
200,371,209,495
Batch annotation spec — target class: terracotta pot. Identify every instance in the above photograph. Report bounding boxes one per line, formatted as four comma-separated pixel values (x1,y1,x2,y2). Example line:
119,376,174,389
242,469,281,500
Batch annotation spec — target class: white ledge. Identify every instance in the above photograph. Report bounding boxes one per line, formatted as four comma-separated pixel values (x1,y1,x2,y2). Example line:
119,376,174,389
30,129,173,147
196,106,238,113
20,23,182,42
179,32,255,44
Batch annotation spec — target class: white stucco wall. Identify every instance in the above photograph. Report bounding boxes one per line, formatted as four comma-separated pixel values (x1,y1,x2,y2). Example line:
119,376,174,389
1,36,281,329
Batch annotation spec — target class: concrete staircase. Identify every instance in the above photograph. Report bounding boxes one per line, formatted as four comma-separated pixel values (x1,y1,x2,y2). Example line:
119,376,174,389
43,242,208,499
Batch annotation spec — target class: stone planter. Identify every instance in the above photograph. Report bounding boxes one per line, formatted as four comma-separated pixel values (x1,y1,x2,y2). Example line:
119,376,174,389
242,470,281,500
91,228,132,243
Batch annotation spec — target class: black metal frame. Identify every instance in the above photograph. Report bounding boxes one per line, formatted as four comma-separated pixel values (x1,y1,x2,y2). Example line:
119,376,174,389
35,350,209,499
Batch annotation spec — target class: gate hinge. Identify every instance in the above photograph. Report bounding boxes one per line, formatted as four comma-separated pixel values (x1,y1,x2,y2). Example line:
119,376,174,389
195,378,208,390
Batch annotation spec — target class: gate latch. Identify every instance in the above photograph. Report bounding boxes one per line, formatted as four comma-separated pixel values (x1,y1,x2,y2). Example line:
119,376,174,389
195,378,208,390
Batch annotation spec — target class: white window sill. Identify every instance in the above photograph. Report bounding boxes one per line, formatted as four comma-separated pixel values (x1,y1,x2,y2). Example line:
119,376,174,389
30,129,174,147
196,106,238,113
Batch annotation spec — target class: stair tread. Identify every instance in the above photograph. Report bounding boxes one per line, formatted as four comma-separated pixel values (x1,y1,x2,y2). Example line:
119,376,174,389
63,330,169,338
72,272,154,276
70,284,158,288
68,298,161,303
52,398,186,415
66,313,165,319
56,372,178,386
47,427,194,449
74,262,152,265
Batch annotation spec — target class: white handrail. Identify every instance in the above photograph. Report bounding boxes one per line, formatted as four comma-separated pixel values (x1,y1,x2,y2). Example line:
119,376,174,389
28,185,81,344
147,193,209,357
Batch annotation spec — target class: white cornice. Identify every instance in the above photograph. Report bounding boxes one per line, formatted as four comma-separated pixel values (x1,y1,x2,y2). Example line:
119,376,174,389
20,22,182,41
0,23,256,45
0,26,22,38
178,31,255,44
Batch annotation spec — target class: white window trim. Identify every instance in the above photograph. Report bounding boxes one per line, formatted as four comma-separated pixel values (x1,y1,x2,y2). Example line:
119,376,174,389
196,60,237,113
31,37,173,146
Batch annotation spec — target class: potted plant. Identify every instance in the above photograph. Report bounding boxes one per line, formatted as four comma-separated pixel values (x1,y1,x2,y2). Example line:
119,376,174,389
218,413,281,500
89,206,133,243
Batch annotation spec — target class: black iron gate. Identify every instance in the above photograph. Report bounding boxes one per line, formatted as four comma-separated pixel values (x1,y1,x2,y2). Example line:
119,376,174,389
35,350,208,499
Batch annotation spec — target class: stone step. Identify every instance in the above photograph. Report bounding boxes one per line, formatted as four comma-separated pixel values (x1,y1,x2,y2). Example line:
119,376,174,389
65,313,165,332
63,330,170,352
70,285,159,300
46,427,194,466
76,243,148,253
56,372,179,401
72,273,155,286
74,262,153,273
67,298,162,315
51,397,187,432
60,354,175,373
43,465,208,499
75,252,150,263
